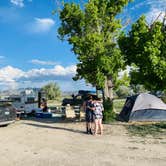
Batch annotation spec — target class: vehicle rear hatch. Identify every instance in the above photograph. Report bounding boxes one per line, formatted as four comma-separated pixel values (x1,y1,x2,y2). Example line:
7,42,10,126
0,104,16,124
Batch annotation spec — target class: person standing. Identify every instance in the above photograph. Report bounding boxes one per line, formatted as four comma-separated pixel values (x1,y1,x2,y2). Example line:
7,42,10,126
93,97,104,135
41,98,48,112
83,95,94,134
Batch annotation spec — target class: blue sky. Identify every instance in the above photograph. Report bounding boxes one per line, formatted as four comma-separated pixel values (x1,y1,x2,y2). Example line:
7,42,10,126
0,0,166,91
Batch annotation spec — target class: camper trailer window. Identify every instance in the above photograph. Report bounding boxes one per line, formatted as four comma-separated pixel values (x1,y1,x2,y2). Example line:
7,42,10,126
12,97,21,102
27,97,35,103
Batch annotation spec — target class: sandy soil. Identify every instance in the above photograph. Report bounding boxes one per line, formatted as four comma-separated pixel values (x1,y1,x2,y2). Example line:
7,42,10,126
0,118,166,166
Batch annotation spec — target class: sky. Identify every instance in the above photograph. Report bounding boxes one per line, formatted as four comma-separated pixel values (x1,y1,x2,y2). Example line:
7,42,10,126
0,0,166,92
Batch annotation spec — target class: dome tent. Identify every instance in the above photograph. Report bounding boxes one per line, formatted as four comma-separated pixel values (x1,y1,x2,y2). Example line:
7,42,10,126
119,93,166,122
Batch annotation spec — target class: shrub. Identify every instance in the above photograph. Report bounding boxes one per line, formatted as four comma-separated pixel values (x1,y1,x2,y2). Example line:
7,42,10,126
116,86,131,98
161,96,166,103
103,99,116,123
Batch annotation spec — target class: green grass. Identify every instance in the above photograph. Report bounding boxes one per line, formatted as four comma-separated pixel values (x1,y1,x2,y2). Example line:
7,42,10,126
126,122,166,137
47,100,62,107
161,96,166,103
113,99,125,113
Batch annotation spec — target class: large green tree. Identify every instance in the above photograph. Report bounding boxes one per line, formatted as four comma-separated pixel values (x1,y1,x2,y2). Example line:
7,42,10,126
41,82,61,100
119,15,166,91
58,0,131,100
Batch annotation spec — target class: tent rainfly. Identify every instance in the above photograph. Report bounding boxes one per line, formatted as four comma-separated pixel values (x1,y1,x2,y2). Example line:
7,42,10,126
119,93,166,122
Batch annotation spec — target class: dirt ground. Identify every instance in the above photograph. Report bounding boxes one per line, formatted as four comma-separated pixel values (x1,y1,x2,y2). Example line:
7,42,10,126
0,118,166,166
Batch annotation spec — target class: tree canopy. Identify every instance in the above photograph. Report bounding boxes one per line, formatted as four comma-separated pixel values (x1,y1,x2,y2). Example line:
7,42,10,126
41,82,61,100
58,0,131,98
119,15,166,91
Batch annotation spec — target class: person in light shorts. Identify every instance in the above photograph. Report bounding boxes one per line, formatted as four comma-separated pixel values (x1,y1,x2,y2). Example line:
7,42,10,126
93,98,104,135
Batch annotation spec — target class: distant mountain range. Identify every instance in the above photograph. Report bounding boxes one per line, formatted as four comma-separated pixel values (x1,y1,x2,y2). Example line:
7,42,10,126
0,87,79,97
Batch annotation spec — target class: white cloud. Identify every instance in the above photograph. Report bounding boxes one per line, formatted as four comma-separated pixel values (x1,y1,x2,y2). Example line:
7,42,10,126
146,8,166,24
0,65,77,90
23,65,76,79
0,66,24,80
0,66,24,90
142,0,166,23
30,59,58,65
28,18,55,33
146,0,166,7
120,0,166,30
10,0,24,8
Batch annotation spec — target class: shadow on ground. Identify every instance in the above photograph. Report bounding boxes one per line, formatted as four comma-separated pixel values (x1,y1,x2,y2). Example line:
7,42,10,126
21,116,85,124
23,122,86,135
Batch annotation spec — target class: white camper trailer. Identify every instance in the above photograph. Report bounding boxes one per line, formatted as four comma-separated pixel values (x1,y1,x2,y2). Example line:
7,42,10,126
10,89,38,114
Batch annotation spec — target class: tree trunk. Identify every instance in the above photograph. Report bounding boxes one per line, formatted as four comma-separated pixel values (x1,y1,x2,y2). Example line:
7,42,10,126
104,76,113,101
104,78,109,99
107,76,113,100
96,87,100,97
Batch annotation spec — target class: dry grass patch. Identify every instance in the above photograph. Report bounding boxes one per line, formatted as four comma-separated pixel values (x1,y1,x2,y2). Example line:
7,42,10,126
126,122,166,137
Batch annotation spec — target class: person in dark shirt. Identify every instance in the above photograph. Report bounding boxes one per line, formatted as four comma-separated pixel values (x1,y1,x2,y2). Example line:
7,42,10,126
41,98,48,112
83,95,94,134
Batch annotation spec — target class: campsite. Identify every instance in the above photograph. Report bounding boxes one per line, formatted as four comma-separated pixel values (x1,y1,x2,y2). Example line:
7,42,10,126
0,95,166,166
1,0,166,166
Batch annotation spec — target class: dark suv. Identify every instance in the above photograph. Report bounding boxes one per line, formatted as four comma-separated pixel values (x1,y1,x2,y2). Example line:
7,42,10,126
0,100,16,126
62,90,96,106
62,97,83,106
